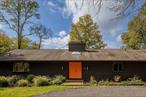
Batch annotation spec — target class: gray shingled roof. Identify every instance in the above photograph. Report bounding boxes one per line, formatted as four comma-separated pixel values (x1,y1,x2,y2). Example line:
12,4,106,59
0,49,146,61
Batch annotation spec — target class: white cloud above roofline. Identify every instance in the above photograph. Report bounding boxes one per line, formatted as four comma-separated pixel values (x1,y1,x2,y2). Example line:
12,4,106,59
116,34,122,42
42,30,70,49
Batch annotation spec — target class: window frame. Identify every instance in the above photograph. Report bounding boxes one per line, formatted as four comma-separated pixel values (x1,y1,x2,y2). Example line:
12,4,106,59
13,62,30,73
112,62,123,72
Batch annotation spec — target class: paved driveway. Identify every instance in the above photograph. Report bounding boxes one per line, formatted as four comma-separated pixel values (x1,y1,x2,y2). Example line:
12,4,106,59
33,86,146,97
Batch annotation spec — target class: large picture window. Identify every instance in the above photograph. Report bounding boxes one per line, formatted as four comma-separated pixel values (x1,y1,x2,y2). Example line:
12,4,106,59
13,62,29,72
113,63,123,72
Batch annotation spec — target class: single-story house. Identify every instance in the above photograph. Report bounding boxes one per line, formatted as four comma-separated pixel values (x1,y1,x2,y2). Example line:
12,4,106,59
0,43,146,82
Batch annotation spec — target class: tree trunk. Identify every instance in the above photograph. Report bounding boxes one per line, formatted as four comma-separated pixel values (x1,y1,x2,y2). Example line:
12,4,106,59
38,38,42,49
18,33,21,49
17,1,22,49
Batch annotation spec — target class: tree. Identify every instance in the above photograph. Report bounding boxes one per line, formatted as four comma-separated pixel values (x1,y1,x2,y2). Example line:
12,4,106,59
13,37,39,49
70,14,106,49
121,7,146,49
30,24,52,49
21,37,39,49
0,32,38,53
30,42,39,49
0,32,15,53
0,0,40,49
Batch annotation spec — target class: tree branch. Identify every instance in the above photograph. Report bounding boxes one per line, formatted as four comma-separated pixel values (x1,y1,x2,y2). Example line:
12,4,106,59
22,33,33,37
0,12,17,32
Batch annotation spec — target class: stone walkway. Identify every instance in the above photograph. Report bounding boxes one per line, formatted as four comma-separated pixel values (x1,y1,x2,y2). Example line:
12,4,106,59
33,86,146,97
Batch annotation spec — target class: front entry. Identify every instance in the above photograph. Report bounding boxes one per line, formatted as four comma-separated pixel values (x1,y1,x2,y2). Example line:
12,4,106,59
69,62,82,79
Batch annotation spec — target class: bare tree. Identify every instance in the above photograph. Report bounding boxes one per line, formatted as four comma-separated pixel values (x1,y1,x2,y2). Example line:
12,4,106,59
0,0,40,49
30,24,52,49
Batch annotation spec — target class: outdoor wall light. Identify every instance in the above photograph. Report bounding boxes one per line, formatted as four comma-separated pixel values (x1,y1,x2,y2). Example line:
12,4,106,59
86,66,88,70
61,65,64,70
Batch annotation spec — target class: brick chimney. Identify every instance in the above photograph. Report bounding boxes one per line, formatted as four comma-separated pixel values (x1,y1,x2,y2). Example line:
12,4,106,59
68,41,85,52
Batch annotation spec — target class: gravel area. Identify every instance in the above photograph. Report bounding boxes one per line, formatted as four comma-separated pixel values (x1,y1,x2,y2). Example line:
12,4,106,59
33,86,146,97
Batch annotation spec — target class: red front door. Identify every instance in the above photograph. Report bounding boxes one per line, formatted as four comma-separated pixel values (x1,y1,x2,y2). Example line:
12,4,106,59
69,62,82,79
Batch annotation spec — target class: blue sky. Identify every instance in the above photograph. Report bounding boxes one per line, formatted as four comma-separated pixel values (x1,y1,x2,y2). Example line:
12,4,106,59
0,0,145,49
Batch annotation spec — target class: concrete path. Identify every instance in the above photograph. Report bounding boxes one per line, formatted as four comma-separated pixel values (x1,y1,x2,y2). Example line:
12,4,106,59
33,86,146,97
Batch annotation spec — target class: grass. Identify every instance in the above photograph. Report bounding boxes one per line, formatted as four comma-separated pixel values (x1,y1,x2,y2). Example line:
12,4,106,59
0,85,81,97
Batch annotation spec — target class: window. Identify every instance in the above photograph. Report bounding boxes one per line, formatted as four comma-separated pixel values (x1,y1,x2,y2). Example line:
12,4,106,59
13,62,29,72
113,63,123,72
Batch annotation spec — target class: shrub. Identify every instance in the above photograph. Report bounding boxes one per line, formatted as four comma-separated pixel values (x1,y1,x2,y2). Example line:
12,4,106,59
17,79,28,87
33,76,50,86
90,75,95,80
89,75,97,86
90,80,97,86
8,75,21,86
27,74,35,82
98,79,110,86
128,75,142,81
51,75,66,85
125,75,145,85
0,76,9,87
113,75,121,82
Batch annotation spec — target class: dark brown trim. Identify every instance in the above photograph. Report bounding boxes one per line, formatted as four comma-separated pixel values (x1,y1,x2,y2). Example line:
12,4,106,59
0,60,146,62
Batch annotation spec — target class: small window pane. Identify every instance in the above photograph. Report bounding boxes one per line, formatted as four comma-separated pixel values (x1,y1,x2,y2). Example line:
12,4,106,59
113,63,122,72
114,64,118,71
119,64,122,71
13,62,29,72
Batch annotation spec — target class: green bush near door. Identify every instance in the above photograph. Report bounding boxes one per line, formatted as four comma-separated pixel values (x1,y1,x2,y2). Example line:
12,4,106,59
33,76,51,86
51,75,66,85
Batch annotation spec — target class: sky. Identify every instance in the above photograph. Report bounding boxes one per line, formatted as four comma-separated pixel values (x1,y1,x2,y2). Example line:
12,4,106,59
0,0,145,49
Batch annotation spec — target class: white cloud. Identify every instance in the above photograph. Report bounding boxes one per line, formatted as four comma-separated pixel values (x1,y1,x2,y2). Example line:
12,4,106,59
48,1,56,7
59,30,67,38
47,0,64,13
116,34,122,42
42,30,70,49
105,34,122,48
64,0,119,28
0,24,4,30
110,29,117,37
47,1,59,12
105,41,118,48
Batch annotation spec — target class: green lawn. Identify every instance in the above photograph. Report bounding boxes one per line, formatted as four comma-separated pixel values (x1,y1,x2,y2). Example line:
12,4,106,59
0,86,80,97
